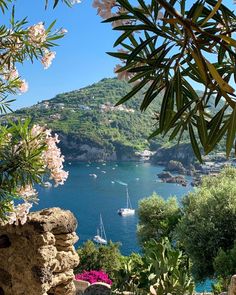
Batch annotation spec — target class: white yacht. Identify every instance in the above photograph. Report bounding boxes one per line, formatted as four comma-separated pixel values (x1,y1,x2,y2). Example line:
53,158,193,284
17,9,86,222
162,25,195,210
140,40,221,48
118,184,135,216
93,214,107,245
89,174,97,178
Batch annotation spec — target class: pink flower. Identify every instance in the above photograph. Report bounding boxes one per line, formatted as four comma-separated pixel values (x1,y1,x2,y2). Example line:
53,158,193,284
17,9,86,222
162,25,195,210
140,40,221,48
7,202,32,226
114,64,132,81
17,185,38,199
41,50,56,69
28,22,47,47
93,0,117,19
19,80,29,93
4,68,19,81
75,270,112,285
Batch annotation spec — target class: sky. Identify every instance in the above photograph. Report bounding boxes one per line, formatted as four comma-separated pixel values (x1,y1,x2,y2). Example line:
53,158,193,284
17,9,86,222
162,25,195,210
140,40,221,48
6,0,236,110
9,0,119,109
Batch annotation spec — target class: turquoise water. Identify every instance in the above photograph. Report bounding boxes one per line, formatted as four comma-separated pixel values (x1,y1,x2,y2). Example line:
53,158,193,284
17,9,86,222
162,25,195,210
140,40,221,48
35,161,209,292
36,162,192,253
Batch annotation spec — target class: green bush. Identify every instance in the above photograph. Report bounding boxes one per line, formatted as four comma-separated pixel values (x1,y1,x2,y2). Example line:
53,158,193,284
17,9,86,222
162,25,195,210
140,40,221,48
76,240,122,280
177,167,236,281
137,193,181,246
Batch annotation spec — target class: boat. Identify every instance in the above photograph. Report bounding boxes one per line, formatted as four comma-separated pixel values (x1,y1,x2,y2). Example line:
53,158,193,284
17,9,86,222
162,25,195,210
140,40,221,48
118,185,135,216
93,214,107,245
89,173,97,178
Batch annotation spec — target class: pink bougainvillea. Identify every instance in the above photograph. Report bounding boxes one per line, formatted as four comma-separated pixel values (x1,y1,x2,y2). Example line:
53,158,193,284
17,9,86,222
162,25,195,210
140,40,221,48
75,270,112,285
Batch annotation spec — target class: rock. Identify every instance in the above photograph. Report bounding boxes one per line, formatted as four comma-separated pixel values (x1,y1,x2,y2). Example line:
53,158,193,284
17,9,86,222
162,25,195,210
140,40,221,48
165,175,187,186
229,274,236,295
74,280,90,294
157,171,173,179
166,160,186,174
84,282,111,295
0,207,79,295
151,143,196,166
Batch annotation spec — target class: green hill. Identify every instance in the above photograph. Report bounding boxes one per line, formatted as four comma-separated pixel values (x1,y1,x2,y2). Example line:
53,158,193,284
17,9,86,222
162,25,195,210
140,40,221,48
1,77,227,162
5,78,171,161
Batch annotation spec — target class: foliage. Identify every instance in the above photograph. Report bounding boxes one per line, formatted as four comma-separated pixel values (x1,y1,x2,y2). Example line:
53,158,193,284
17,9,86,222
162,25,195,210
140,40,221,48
0,0,75,221
76,240,122,280
6,78,199,161
112,238,194,295
0,119,68,221
177,166,236,281
112,253,143,292
142,239,194,295
212,242,236,292
98,0,236,160
137,193,181,247
75,270,112,285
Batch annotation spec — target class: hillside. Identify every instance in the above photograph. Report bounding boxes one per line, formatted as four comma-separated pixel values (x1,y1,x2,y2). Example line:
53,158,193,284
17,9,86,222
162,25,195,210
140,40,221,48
4,78,173,161
0,78,227,162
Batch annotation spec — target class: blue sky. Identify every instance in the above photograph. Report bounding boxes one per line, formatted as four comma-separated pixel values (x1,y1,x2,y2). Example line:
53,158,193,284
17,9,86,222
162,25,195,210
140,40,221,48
10,0,119,109
8,0,236,110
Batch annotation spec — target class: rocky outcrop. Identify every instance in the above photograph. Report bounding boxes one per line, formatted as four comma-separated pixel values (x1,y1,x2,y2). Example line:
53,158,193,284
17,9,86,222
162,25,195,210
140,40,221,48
0,207,80,295
157,171,173,179
166,160,186,174
157,172,188,186
151,143,196,167
229,274,236,295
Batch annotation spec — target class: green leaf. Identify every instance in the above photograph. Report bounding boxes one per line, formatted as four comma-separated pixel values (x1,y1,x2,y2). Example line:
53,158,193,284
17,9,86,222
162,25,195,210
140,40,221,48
189,123,202,162
226,105,236,157
115,78,148,106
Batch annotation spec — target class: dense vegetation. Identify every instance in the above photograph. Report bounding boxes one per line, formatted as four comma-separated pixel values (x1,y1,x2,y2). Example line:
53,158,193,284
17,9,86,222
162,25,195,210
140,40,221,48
1,78,193,161
76,167,236,294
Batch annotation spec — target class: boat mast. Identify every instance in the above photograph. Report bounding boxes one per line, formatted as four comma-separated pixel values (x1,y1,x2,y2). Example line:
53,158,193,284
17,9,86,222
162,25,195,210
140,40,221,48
100,214,107,241
126,185,133,209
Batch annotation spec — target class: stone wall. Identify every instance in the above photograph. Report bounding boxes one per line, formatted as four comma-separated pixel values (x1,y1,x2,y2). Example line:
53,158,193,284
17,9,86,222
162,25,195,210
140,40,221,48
0,207,80,295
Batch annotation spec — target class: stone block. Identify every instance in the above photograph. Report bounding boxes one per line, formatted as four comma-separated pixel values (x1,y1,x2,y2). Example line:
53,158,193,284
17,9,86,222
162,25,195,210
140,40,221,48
0,207,79,295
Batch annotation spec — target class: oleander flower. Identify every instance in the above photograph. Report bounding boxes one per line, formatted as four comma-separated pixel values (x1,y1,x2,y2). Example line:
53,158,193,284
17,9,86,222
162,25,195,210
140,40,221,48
19,79,29,93
41,50,56,69
7,202,32,226
17,185,38,200
3,67,19,81
28,22,47,47
93,0,117,19
30,124,69,186
114,64,132,81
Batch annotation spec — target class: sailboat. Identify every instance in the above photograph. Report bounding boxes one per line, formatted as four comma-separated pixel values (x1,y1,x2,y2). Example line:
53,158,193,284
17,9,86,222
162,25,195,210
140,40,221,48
118,185,135,216
93,214,108,245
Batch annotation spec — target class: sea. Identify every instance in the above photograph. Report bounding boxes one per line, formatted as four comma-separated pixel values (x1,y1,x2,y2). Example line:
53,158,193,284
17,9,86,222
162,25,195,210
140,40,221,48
35,161,210,292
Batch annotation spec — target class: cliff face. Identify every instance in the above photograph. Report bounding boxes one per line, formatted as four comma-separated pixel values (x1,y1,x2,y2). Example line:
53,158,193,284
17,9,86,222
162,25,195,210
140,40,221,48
151,144,196,167
3,78,162,161
58,133,138,162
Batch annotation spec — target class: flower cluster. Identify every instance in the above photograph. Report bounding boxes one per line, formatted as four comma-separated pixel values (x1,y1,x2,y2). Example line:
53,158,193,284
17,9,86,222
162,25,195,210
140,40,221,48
93,0,117,19
75,270,112,285
31,124,69,186
41,50,56,69
7,202,32,226
114,64,133,81
28,22,47,47
17,185,38,200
